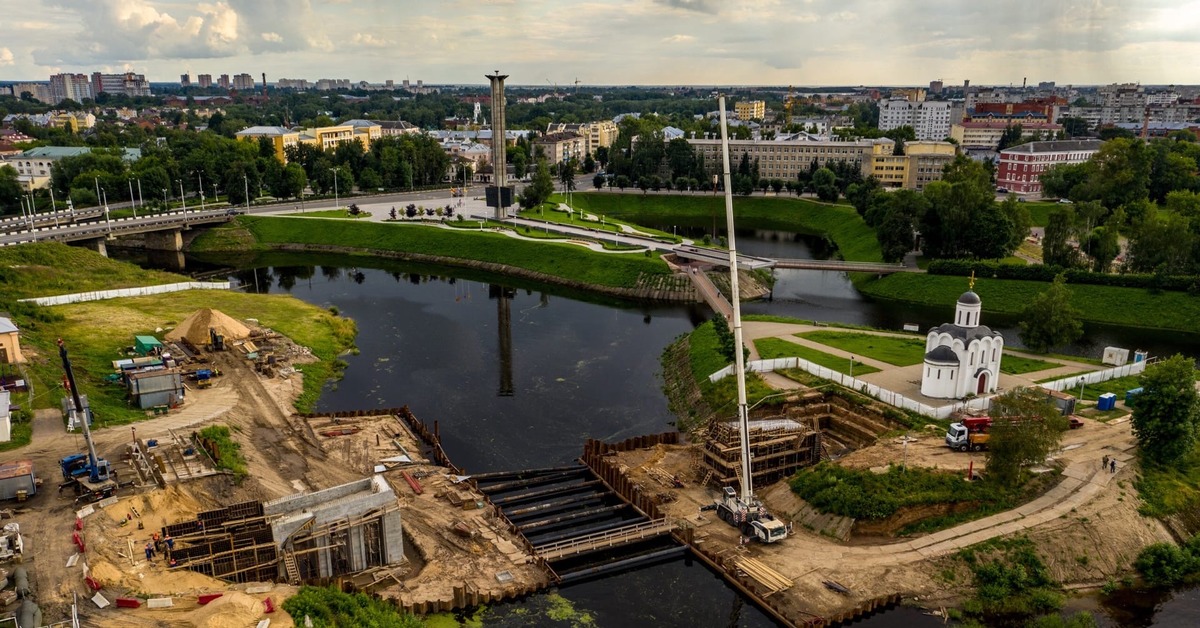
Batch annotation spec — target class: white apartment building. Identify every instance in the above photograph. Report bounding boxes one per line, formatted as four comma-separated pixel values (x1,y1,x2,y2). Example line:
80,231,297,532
878,99,954,140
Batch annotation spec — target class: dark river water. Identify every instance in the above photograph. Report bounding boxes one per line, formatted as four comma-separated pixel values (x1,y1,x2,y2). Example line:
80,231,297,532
151,231,1200,627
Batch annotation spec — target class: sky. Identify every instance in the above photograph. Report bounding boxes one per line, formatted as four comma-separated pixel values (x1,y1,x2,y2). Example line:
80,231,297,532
1,0,1197,87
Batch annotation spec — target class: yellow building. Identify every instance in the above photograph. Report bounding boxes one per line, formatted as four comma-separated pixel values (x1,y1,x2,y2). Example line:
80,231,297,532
49,112,96,132
869,140,957,190
237,121,380,162
235,126,302,162
0,317,24,364
735,100,766,120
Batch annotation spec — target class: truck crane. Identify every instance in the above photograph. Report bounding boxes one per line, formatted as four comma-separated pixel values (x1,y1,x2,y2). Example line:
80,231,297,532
709,95,789,545
57,339,117,502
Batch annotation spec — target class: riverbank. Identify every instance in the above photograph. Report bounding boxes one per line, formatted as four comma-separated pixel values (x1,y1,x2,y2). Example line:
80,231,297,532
191,216,698,302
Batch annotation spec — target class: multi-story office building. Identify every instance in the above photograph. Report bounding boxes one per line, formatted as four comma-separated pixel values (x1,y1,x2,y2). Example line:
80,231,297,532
47,73,92,104
276,78,311,90
532,132,587,165
545,120,619,155
735,100,766,120
950,121,1063,149
996,139,1103,195
878,99,954,140
7,82,52,103
91,72,151,97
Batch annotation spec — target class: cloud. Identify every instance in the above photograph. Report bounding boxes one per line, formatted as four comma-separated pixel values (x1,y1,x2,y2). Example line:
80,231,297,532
0,48,13,66
662,34,695,43
653,0,719,14
261,32,283,42
352,33,392,48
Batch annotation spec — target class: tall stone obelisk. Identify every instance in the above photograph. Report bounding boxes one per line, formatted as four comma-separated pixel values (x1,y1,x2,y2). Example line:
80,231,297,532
486,71,510,219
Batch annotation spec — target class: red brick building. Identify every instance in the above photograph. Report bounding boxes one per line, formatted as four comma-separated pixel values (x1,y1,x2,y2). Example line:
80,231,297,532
996,139,1103,196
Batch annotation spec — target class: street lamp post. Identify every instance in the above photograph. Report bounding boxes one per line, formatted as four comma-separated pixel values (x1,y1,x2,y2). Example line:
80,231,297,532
49,187,58,227
128,178,137,217
136,178,144,212
243,174,250,213
178,180,188,227
198,173,206,211
102,190,111,233
330,167,340,211
849,355,855,378
162,188,168,211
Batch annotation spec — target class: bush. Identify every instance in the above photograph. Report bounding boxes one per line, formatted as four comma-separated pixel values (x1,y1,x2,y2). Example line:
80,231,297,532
282,586,422,628
1134,542,1199,587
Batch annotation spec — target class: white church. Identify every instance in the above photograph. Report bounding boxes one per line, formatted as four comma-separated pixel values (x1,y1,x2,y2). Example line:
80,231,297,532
920,277,1004,399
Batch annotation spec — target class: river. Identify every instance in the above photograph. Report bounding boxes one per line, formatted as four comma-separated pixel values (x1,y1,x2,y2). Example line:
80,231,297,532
161,236,1200,626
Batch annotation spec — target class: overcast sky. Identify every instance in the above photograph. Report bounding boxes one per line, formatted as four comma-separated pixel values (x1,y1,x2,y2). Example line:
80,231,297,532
1,0,1196,86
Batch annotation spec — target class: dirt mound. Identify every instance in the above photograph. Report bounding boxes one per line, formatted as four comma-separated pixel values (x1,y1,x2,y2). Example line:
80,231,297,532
88,560,123,587
166,309,253,345
190,591,262,628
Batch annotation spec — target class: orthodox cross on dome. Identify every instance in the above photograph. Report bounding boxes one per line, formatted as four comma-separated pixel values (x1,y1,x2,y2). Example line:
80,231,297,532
968,270,975,291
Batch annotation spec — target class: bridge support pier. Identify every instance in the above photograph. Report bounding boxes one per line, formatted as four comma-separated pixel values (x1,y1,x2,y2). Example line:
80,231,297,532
144,228,183,252
74,237,108,257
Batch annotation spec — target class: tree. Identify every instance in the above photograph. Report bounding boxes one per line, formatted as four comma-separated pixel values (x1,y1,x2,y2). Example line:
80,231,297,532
0,165,23,215
593,174,605,190
520,159,555,209
558,159,576,191
812,167,838,202
997,124,1024,151
1019,274,1083,353
873,190,927,262
1131,354,1200,465
1041,207,1079,268
985,388,1069,487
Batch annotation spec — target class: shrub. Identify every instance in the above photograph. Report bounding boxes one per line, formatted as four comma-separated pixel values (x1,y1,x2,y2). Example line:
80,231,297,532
928,259,1197,292
1134,542,1198,587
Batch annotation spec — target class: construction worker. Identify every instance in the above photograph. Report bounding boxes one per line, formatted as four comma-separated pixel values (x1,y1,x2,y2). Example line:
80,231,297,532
164,533,175,552
152,531,161,553
144,542,154,561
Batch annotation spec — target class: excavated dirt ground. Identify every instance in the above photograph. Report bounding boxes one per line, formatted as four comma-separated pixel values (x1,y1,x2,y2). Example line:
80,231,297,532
611,419,1171,621
11,331,545,626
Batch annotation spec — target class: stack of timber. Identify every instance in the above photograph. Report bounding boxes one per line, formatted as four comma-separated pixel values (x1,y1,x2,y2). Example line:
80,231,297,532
734,556,794,597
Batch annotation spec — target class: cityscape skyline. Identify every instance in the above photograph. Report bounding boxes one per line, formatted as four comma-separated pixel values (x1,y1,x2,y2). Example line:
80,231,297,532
1,0,1197,86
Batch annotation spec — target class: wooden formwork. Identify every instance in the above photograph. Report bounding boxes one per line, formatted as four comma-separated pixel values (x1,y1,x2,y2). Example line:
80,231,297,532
701,418,821,488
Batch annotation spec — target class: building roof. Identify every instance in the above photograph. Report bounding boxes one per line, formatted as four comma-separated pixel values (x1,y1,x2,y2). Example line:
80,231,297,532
928,322,1001,343
924,345,959,364
958,120,1062,129
21,146,141,160
0,317,17,334
378,120,418,130
340,119,381,129
1001,139,1104,155
235,126,293,137
534,131,583,143
0,459,33,481
957,291,980,305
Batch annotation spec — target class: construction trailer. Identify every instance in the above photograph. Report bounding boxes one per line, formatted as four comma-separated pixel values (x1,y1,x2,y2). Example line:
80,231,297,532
0,460,36,501
134,335,165,356
167,476,403,584
126,369,185,409
702,418,821,488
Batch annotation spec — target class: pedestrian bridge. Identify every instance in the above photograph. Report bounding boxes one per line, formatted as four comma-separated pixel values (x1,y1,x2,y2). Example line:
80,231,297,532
771,258,918,274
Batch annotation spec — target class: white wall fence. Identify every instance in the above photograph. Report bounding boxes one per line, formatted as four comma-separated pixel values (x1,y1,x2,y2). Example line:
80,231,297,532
709,355,1149,420
1037,360,1148,392
18,281,231,306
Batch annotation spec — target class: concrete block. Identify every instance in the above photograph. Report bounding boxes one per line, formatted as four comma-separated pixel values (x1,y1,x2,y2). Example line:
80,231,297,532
147,597,174,609
92,592,110,608
246,584,274,594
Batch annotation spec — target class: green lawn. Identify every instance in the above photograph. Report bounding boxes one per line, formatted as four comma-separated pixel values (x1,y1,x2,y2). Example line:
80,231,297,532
1050,374,1144,402
0,242,186,300
519,203,623,234
1024,201,1059,228
687,322,783,415
999,354,1059,375
858,273,1200,333
754,337,880,376
797,330,926,366
566,193,884,262
1139,446,1200,518
18,287,356,425
201,216,672,290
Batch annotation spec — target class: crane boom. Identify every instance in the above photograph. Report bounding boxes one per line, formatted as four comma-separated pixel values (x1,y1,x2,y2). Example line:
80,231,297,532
58,338,102,483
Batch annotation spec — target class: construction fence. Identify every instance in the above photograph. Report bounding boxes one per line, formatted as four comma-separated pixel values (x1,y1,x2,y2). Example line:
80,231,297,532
19,281,231,306
709,356,1149,420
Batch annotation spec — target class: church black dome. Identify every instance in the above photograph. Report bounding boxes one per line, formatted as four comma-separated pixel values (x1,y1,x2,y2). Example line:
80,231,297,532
957,291,981,305
924,345,959,364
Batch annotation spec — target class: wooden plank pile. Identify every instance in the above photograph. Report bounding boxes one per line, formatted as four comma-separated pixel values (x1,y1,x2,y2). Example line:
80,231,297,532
734,556,794,597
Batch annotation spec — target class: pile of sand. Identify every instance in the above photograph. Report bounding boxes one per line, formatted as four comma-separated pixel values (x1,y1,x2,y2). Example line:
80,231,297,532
88,560,124,587
166,309,253,346
189,591,262,628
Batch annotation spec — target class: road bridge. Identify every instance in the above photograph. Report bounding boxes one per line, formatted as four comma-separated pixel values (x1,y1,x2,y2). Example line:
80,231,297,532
0,209,237,253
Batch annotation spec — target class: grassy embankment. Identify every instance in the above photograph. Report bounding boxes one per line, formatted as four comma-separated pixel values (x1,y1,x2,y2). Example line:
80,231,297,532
567,193,885,263
0,242,355,428
790,463,1062,536
796,330,1057,375
688,320,778,417
288,209,372,219
195,215,671,290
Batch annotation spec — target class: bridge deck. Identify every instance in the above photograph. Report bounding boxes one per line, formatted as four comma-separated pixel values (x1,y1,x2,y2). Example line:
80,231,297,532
534,519,675,562
771,259,917,273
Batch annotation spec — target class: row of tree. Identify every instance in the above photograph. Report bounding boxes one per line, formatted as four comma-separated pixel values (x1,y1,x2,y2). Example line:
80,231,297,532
850,156,1030,262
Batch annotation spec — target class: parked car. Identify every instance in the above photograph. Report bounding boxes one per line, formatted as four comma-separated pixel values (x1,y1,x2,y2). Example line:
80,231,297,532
1058,198,1073,204
996,187,1009,193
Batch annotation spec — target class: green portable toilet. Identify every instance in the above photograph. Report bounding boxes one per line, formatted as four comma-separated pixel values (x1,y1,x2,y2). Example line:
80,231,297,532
134,335,164,356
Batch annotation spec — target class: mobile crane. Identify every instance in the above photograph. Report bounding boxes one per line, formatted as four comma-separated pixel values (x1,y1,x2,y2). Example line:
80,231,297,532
57,339,118,502
709,95,789,544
